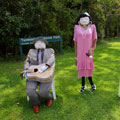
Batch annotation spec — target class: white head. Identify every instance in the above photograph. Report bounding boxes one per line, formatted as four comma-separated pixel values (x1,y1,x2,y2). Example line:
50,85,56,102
34,39,47,50
78,12,91,26
79,17,90,26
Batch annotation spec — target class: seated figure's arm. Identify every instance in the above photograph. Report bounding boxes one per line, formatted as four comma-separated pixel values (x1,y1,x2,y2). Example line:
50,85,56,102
46,49,55,67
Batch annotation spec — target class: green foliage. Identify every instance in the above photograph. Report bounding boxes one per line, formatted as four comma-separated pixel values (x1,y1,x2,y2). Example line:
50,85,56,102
0,0,120,55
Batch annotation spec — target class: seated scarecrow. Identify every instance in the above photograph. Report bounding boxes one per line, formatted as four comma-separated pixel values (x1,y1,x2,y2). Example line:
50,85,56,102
24,38,55,113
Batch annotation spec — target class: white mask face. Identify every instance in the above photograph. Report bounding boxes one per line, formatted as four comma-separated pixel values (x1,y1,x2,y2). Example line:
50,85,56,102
79,17,90,26
34,41,46,49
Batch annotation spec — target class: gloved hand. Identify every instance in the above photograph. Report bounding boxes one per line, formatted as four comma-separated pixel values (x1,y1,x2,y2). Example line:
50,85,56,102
38,65,48,73
89,48,93,55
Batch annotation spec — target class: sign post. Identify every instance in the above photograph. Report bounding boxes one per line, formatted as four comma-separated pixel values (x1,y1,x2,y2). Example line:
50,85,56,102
19,35,62,59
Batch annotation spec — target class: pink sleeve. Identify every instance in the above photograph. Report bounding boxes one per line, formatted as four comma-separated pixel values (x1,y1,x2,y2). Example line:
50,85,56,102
73,25,77,42
92,25,97,41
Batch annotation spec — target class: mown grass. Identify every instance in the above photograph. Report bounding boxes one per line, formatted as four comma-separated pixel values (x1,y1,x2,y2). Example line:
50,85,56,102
0,38,120,120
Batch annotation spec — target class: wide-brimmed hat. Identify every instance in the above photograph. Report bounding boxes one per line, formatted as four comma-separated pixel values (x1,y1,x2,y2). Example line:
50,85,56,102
33,38,48,44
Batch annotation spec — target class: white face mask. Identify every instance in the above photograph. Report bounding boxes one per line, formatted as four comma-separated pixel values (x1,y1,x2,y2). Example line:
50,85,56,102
34,41,46,49
79,17,90,26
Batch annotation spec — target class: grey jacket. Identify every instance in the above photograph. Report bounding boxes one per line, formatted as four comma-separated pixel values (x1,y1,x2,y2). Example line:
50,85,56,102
24,48,55,70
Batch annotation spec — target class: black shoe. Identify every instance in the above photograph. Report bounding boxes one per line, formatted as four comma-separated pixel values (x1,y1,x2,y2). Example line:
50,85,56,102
92,84,96,91
80,86,85,93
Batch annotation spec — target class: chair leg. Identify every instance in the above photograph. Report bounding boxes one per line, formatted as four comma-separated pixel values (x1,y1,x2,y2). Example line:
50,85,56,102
51,79,56,100
27,96,30,102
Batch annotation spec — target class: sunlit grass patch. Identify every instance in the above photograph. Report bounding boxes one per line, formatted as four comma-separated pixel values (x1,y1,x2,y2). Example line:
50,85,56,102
0,38,120,120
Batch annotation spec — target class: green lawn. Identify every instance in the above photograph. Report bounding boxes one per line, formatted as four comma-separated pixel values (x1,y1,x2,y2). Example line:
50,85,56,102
0,38,120,120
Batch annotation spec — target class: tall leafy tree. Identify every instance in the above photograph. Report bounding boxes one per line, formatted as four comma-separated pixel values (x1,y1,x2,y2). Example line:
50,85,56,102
0,0,120,56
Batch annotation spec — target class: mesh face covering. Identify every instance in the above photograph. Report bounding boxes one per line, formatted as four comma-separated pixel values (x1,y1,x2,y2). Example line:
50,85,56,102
34,41,46,49
79,17,90,26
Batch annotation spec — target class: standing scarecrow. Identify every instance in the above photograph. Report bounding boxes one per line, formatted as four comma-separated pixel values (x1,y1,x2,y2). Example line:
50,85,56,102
73,12,97,92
